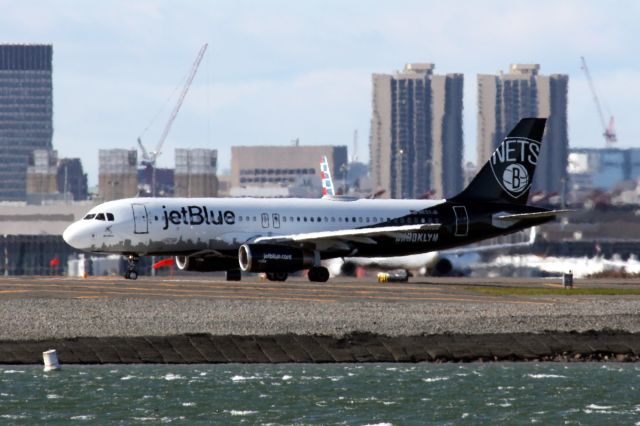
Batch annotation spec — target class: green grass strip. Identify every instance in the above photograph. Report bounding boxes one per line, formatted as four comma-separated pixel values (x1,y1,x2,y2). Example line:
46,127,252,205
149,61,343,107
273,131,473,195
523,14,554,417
465,286,640,296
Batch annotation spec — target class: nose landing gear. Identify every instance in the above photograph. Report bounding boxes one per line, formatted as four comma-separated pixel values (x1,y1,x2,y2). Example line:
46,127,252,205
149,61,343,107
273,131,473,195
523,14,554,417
124,254,139,280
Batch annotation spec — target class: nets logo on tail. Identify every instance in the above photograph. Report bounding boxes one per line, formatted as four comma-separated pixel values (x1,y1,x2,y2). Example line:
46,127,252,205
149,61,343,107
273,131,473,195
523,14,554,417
489,137,540,199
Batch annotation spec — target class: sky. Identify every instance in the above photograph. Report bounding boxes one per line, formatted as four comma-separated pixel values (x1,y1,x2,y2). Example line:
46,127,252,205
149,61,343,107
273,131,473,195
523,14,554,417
1,0,638,186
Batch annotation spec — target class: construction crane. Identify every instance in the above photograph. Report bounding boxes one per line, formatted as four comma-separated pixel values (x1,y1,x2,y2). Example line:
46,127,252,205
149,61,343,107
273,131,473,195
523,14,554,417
580,56,617,147
138,43,208,195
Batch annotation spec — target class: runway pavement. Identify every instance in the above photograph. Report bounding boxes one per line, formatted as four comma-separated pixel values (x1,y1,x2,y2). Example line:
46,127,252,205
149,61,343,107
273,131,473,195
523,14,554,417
0,274,630,304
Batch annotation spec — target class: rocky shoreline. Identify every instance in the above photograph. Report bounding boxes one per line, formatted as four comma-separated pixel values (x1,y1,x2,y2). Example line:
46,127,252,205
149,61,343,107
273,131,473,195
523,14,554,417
1,331,640,364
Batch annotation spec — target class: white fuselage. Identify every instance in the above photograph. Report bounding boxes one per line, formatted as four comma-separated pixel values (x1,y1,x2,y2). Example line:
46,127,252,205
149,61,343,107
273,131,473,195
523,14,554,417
63,197,444,256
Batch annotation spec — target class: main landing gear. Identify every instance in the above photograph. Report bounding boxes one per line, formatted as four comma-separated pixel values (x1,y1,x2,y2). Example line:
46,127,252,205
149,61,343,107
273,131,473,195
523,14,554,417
308,266,330,282
124,254,139,280
226,269,242,281
266,272,288,282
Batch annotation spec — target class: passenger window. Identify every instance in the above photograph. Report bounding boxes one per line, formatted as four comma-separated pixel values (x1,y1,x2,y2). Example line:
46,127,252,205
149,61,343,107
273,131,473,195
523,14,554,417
253,216,257,222
239,216,243,222
297,217,300,222
324,217,328,222
106,213,114,221
245,216,250,222
373,217,377,223
304,217,307,222
83,214,95,220
345,217,349,222
310,217,314,222
331,217,335,222
282,216,286,222
356,217,361,223
95,213,105,221
366,217,370,223
318,217,322,222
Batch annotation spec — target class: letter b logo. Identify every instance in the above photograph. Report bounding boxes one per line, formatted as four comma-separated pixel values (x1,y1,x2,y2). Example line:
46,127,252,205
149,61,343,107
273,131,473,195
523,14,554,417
502,163,529,194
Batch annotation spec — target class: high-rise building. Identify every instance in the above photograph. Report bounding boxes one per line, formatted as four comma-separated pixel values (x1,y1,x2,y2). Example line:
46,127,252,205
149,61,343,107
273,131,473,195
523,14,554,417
57,158,88,201
370,63,463,199
99,149,138,201
0,44,53,201
477,64,569,194
174,148,218,197
26,149,58,194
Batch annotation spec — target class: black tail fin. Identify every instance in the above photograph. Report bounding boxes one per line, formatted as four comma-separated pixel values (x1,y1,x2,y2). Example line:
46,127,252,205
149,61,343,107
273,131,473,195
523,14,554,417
451,118,547,205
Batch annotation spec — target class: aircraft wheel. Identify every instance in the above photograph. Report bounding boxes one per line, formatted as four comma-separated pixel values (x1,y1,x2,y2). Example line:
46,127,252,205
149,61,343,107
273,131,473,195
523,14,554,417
267,272,288,282
226,269,242,281
308,266,329,282
128,270,138,280
124,271,130,280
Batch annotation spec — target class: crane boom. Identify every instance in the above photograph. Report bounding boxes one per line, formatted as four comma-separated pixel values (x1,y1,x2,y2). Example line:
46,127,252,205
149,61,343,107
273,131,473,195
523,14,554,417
150,43,208,162
580,56,617,146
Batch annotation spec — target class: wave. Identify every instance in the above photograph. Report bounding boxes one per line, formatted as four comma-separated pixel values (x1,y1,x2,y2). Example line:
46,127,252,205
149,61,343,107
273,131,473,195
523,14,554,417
527,374,567,379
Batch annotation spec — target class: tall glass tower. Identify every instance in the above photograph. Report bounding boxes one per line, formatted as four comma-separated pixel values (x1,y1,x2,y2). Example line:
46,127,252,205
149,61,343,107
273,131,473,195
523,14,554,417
0,44,53,201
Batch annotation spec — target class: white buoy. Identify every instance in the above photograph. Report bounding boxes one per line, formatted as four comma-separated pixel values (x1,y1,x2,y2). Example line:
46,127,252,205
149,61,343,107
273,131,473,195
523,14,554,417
43,349,61,371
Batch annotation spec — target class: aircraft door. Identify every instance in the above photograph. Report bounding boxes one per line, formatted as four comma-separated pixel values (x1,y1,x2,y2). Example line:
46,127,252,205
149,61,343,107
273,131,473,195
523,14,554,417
272,213,280,229
132,204,149,234
261,213,270,228
453,206,468,237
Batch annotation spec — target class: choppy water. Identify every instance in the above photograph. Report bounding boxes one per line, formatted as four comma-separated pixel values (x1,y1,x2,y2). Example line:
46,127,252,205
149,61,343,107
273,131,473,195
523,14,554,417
1,363,640,424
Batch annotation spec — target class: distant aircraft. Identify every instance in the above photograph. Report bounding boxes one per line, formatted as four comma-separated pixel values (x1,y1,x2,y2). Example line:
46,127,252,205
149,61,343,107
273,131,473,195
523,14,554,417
325,227,537,277
63,118,569,282
320,155,335,197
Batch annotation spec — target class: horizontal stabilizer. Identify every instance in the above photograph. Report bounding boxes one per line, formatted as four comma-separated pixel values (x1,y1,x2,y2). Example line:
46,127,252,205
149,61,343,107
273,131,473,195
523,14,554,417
495,210,574,221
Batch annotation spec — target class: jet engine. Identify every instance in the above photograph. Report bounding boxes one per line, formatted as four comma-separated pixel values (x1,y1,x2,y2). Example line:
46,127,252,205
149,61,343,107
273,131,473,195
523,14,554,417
432,258,453,275
175,255,239,272
239,244,316,272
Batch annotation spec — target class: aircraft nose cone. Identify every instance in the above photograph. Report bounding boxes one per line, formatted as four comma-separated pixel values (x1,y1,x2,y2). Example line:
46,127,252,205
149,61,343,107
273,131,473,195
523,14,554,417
63,222,89,250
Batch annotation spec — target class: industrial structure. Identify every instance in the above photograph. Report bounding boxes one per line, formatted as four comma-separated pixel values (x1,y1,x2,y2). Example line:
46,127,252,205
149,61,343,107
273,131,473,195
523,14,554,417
174,148,218,197
231,145,347,197
99,149,138,201
580,57,617,148
569,148,640,192
137,44,207,197
0,44,54,201
477,64,569,194
370,63,464,199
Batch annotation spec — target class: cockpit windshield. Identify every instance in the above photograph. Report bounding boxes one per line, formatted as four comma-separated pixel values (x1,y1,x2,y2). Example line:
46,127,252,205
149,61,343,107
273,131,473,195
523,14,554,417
82,212,115,221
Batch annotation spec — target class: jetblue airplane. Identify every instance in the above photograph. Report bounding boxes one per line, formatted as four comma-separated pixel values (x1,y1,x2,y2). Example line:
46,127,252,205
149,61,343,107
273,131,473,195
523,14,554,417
63,118,568,282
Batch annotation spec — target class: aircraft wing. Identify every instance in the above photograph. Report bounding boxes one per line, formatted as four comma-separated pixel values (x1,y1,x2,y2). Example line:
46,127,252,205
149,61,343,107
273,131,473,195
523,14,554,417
253,223,441,247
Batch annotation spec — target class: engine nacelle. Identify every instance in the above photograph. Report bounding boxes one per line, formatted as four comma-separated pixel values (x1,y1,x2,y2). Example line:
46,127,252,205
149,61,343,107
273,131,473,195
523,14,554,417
239,244,316,273
175,255,239,272
433,258,453,275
